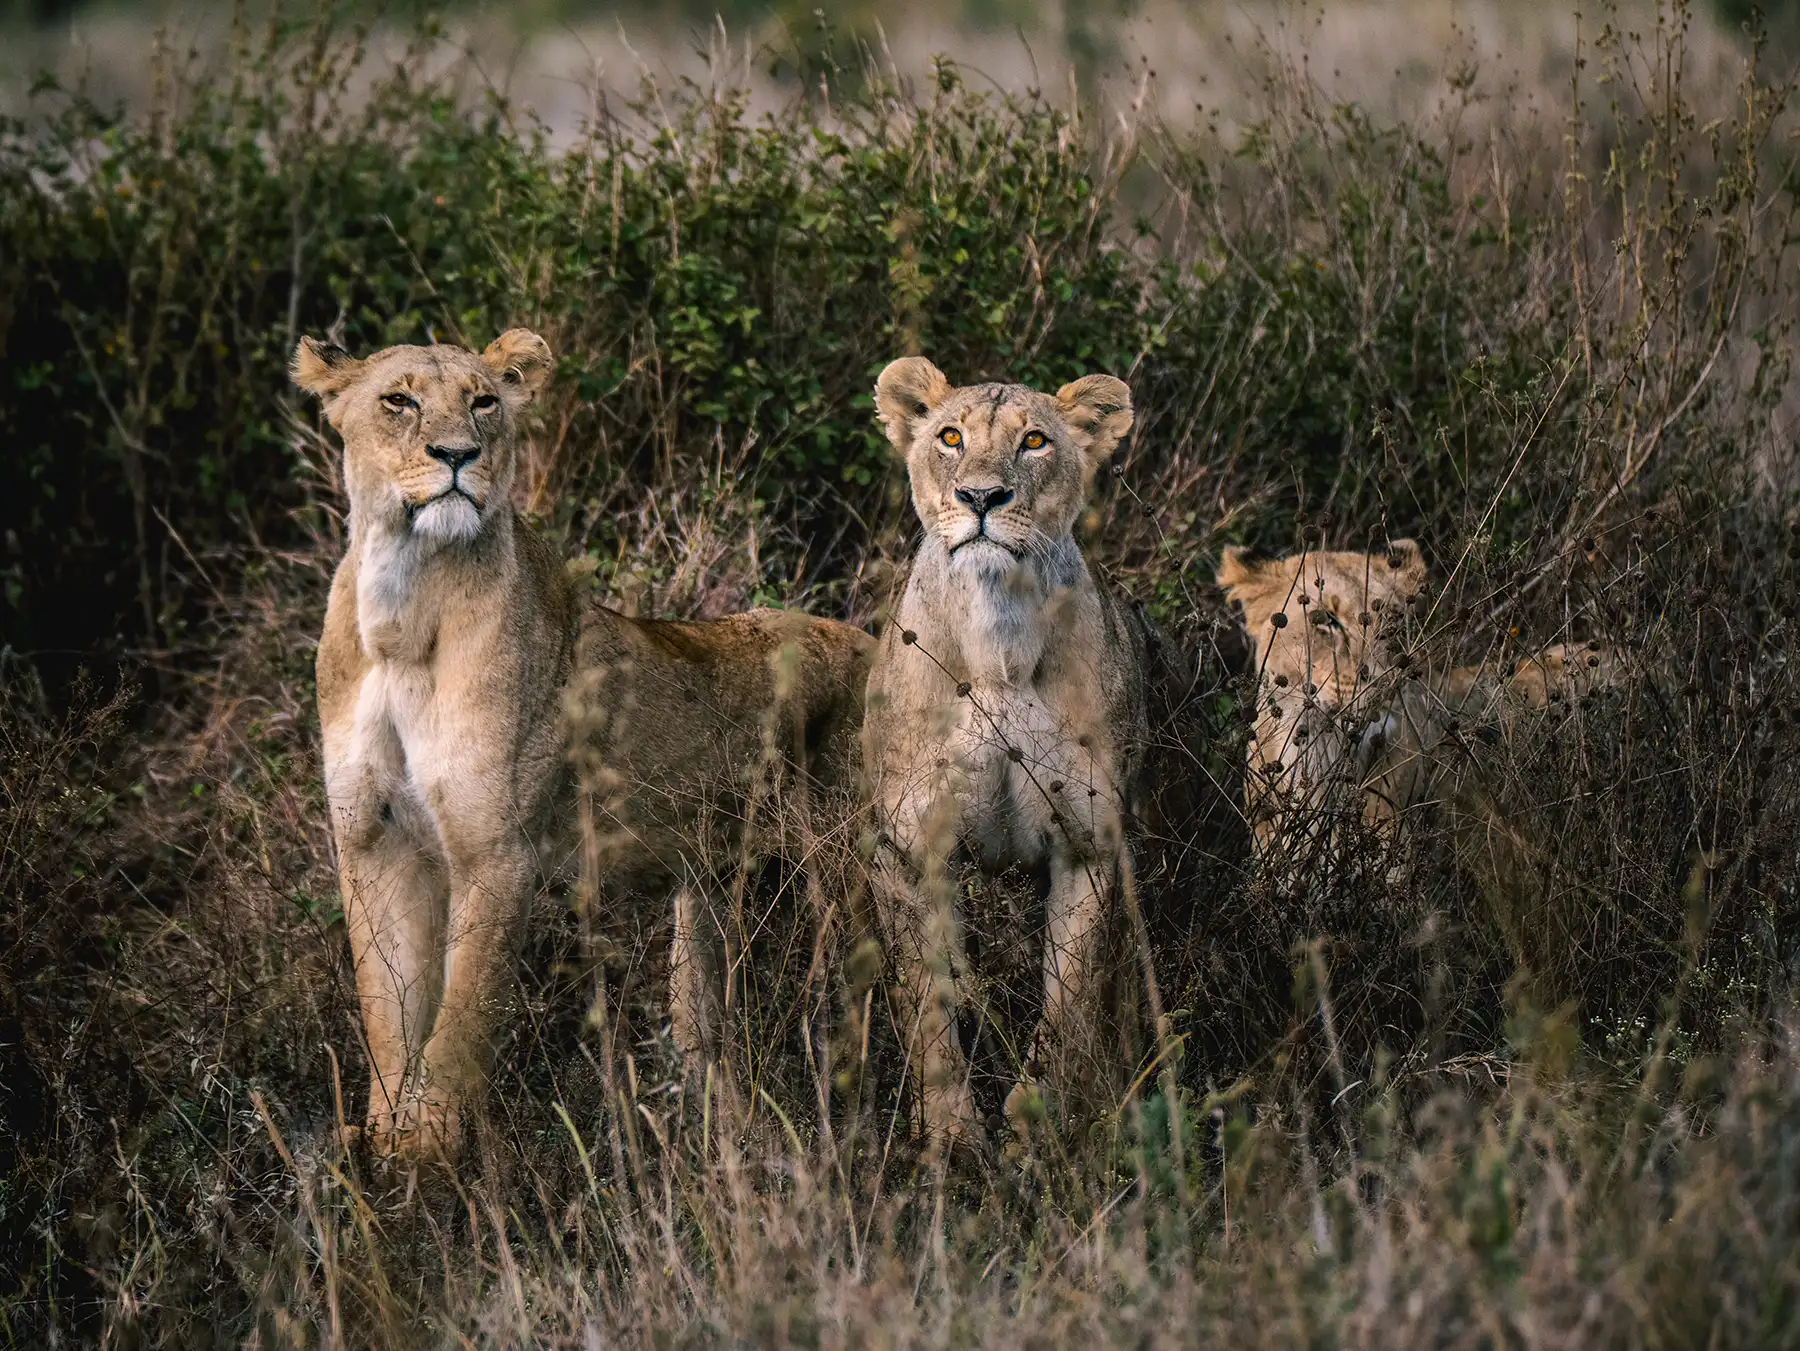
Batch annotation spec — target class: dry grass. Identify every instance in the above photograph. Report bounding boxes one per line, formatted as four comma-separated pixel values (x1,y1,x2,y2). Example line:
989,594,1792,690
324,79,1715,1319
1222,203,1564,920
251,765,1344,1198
4,2,1800,1345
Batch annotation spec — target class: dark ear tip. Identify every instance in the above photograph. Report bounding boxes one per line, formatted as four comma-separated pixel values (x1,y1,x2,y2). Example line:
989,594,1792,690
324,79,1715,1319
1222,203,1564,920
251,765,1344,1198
299,336,348,362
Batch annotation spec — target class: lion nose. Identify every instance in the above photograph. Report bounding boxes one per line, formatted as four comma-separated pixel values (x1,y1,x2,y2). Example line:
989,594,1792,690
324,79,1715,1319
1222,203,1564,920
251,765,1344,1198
954,484,1013,516
427,442,480,473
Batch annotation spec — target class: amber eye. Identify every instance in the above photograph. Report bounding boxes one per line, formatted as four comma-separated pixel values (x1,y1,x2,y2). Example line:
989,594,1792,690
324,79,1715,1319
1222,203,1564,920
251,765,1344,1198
382,392,415,411
471,393,499,412
939,427,962,449
1020,430,1047,452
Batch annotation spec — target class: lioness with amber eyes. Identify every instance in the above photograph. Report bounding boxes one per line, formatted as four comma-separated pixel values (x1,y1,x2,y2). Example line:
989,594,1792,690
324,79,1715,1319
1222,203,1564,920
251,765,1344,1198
294,331,871,1161
1215,541,1616,873
864,357,1148,1150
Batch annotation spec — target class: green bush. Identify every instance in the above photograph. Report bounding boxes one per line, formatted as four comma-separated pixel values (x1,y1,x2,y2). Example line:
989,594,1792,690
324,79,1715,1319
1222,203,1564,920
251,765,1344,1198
0,27,1159,671
4,4,1800,1345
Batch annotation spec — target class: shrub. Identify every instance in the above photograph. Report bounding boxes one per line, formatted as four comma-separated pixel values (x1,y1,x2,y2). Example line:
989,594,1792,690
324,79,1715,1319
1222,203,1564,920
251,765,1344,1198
2,2,1799,1344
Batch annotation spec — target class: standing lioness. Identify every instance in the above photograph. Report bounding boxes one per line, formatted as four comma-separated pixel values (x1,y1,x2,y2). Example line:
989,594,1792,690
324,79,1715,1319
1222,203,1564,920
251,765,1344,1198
295,331,870,1160
865,357,1149,1150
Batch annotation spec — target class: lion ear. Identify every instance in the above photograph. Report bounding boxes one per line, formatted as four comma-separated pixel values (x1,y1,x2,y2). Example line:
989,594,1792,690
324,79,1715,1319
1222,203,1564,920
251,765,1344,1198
482,329,554,405
1055,374,1133,464
291,337,364,398
874,357,953,455
1384,538,1427,586
1216,544,1277,596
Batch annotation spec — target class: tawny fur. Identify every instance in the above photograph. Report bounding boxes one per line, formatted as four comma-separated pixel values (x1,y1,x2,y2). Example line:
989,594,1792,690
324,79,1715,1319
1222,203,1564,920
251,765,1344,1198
863,356,1149,1150
297,332,870,1161
1216,543,1617,886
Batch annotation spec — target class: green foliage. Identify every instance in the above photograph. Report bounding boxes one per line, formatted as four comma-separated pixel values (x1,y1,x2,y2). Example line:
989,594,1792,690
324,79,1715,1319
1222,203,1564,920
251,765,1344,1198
0,15,1617,671
0,29,1154,670
5,4,1800,1345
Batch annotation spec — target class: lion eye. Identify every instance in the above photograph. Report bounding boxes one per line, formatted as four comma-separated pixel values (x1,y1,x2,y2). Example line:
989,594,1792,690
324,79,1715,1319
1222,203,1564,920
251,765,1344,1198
471,393,499,412
1020,430,1047,453
938,427,963,450
382,392,415,411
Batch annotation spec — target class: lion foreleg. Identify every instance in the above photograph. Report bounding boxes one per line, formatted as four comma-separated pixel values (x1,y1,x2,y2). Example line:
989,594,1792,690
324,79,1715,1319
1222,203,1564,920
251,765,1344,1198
1010,845,1114,1136
410,843,534,1157
873,852,977,1152
335,816,448,1154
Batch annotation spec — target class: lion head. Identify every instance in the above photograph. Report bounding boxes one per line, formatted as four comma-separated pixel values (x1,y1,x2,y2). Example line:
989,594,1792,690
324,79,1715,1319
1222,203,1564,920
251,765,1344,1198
291,330,553,544
874,358,1133,575
1215,541,1427,709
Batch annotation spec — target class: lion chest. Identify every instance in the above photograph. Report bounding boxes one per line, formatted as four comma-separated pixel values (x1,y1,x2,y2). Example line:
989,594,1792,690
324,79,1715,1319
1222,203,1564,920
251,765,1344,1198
322,662,442,848
883,678,1119,869
324,648,536,866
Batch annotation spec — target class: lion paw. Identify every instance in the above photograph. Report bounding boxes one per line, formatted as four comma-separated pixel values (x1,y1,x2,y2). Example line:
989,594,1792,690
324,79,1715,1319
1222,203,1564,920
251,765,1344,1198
1003,1076,1048,1162
359,1097,463,1164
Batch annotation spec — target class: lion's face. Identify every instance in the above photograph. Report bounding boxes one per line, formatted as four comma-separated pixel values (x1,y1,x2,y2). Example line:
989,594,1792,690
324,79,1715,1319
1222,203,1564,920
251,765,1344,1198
1216,542,1427,708
874,358,1132,574
291,331,552,544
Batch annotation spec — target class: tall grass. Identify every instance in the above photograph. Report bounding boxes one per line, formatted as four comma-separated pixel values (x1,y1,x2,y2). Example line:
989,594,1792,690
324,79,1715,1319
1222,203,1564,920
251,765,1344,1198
2,2,1800,1344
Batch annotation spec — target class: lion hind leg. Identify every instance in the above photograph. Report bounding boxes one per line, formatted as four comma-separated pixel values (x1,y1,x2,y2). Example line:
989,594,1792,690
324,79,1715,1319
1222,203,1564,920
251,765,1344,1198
670,875,729,1064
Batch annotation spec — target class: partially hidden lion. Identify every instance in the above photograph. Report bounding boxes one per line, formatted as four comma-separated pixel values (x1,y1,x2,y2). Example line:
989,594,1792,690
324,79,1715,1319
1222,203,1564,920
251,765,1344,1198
294,331,871,1160
863,357,1151,1151
1215,541,1616,881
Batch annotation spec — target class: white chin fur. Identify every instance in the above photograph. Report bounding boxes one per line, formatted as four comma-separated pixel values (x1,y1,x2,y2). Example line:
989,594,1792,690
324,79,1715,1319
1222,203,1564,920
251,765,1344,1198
949,535,1017,573
411,494,483,542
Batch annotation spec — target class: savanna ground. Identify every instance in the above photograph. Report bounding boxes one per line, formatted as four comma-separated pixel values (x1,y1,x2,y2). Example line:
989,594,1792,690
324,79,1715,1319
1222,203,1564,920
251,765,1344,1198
6,1,1800,1344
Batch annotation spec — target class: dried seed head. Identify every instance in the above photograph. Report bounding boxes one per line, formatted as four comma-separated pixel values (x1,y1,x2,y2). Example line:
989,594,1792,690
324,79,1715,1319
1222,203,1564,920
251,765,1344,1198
901,629,917,645
1270,612,1289,629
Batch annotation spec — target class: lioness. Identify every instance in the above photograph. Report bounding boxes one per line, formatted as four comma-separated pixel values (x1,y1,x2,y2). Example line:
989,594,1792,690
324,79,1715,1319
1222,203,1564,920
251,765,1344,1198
1215,541,1615,872
294,330,870,1160
864,357,1148,1149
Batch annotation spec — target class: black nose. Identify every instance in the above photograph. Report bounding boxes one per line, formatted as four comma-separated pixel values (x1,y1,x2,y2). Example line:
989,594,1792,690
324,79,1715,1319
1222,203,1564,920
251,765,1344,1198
954,484,1014,516
427,443,480,472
